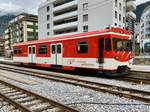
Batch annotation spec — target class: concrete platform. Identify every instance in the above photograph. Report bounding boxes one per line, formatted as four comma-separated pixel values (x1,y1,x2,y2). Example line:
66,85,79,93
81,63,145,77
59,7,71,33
130,65,150,72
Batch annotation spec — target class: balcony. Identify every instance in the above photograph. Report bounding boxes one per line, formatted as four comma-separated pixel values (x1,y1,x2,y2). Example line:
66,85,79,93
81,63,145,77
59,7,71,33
126,1,136,11
54,31,78,36
53,0,77,12
53,21,77,31
53,11,78,21
126,11,136,19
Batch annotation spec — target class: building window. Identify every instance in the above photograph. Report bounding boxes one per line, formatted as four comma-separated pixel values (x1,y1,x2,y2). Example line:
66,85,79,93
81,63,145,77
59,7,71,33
47,32,50,36
77,42,88,53
119,14,121,21
115,11,117,19
47,15,50,20
83,3,88,10
83,25,88,32
119,3,121,10
47,24,50,29
123,17,125,23
123,7,126,13
115,0,117,7
115,23,117,26
38,45,47,54
47,6,50,12
83,14,88,22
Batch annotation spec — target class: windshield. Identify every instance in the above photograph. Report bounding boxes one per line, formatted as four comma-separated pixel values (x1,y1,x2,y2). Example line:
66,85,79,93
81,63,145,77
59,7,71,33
113,38,132,51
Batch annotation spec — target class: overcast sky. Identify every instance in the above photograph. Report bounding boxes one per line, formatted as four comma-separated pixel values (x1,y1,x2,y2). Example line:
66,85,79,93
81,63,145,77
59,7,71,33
0,0,149,15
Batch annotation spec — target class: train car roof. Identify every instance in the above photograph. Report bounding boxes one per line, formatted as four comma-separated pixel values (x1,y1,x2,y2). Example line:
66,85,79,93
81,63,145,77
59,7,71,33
13,28,131,47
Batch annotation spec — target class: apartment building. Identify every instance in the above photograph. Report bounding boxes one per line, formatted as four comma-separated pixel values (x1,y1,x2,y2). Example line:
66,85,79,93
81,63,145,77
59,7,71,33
4,13,38,58
0,37,4,56
126,0,136,34
140,6,150,54
38,0,136,39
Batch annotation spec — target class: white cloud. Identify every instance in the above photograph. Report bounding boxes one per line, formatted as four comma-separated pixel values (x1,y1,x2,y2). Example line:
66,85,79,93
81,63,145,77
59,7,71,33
0,2,24,16
136,0,150,5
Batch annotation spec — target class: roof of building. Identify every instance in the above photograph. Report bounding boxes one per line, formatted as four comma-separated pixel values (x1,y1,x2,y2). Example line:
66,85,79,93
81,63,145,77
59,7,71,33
9,13,38,24
13,28,131,47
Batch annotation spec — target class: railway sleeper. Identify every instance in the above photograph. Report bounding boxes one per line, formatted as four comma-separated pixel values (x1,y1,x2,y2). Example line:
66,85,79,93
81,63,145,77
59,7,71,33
0,86,8,89
5,92,22,96
17,97,36,103
1,90,18,95
43,107,62,112
30,103,53,112
23,99,43,107
10,95,28,100
0,88,13,91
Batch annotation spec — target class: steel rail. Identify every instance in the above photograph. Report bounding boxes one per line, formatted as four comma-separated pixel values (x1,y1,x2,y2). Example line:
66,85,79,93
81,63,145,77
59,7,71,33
0,79,78,112
0,65,149,104
0,92,31,112
0,62,150,84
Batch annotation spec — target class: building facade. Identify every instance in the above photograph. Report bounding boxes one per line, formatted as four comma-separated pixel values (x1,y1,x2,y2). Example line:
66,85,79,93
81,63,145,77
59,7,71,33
126,0,136,34
4,13,38,58
140,6,150,55
0,36,5,56
38,0,136,39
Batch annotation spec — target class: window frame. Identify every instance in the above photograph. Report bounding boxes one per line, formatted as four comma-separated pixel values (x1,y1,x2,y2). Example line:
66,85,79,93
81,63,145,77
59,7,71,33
38,45,48,54
57,44,62,54
47,15,50,21
51,45,56,54
14,48,22,55
47,6,50,12
77,41,88,54
83,14,88,22
83,3,88,10
105,38,112,51
83,25,88,32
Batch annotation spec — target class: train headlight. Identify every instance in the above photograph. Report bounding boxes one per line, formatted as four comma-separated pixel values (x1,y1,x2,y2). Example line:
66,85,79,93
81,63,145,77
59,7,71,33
114,56,119,60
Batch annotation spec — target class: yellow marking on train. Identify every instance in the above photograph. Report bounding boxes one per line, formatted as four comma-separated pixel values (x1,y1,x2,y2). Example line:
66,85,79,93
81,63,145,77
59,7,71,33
0,70,40,85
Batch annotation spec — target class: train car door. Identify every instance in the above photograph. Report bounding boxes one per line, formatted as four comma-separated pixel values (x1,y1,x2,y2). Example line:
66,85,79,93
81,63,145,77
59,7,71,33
28,46,36,63
99,38,104,64
51,44,57,64
50,43,63,65
56,43,63,65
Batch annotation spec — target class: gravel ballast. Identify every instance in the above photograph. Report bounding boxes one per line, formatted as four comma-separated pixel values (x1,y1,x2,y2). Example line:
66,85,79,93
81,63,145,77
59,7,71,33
0,69,149,112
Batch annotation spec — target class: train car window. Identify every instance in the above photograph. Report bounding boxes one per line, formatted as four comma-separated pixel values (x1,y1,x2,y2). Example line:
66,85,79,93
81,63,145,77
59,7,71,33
57,45,61,54
113,38,131,51
77,42,88,53
29,47,32,54
105,38,111,51
38,45,47,54
14,49,18,54
18,49,22,54
14,48,22,54
52,45,56,54
33,47,35,54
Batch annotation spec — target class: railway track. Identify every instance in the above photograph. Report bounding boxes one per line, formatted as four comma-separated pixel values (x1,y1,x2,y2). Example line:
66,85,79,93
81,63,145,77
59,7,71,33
0,65,150,104
0,62,150,85
113,76,150,84
0,79,78,112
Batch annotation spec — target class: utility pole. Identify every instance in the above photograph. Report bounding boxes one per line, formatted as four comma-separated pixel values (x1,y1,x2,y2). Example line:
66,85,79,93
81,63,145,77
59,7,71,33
132,31,136,64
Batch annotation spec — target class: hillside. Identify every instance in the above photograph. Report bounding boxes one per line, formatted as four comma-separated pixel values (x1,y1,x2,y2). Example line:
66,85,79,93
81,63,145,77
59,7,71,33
135,1,150,22
0,14,15,35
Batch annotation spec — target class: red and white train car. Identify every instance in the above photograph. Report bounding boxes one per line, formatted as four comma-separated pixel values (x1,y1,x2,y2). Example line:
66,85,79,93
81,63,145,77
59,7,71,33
13,28,133,76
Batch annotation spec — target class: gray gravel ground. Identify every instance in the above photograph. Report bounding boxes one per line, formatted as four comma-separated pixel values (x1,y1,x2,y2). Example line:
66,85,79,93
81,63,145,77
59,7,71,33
0,70,149,112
